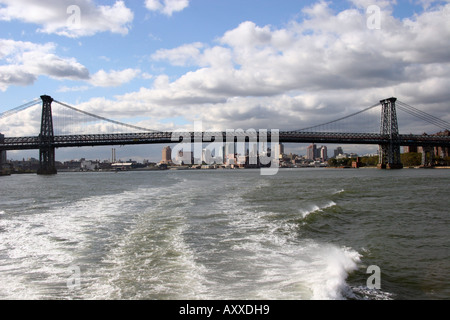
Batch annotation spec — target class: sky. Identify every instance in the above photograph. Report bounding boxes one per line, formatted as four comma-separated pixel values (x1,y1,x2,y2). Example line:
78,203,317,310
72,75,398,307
1,0,450,162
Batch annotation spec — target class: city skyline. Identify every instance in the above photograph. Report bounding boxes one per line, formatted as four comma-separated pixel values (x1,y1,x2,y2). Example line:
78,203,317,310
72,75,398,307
0,142,383,164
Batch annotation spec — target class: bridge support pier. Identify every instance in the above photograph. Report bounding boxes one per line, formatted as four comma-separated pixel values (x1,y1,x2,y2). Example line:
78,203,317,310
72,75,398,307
0,133,7,175
37,146,57,175
37,95,57,175
420,146,435,168
377,97,403,170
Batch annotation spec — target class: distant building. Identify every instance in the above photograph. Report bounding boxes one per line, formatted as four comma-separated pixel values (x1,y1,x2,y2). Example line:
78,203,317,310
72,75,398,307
352,157,362,168
279,143,285,158
202,148,212,164
162,146,172,164
403,146,418,153
111,148,117,163
176,150,194,165
320,145,328,161
334,147,344,158
81,160,99,171
306,143,316,160
111,162,133,171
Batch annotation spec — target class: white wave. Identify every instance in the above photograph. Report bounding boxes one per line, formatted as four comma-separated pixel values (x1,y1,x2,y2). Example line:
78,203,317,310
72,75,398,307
290,244,361,300
78,182,212,300
0,186,156,299
332,189,345,195
300,201,336,218
210,194,359,300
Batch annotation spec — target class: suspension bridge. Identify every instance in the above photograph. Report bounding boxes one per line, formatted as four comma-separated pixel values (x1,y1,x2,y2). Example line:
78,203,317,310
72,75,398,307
1,95,449,174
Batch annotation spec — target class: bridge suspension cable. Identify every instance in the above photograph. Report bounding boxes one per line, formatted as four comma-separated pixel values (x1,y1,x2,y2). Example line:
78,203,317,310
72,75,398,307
294,102,381,132
396,101,450,131
0,99,41,120
53,100,160,133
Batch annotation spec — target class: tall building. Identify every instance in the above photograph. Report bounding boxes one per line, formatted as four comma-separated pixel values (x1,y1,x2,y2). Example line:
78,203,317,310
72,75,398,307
306,143,317,160
320,145,328,160
111,148,117,163
162,146,172,164
225,142,235,161
202,148,212,164
279,143,285,157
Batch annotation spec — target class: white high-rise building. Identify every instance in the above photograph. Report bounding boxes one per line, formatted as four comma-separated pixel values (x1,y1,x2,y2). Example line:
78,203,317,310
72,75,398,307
320,146,328,160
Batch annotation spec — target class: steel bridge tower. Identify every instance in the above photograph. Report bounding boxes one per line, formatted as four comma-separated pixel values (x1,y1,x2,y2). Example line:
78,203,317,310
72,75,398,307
37,95,57,175
378,97,403,169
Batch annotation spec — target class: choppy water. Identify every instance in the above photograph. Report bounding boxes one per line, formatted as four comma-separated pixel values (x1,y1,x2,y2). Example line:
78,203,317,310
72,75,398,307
0,168,448,300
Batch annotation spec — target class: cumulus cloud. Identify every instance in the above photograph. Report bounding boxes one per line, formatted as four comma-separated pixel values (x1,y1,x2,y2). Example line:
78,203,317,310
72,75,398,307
89,1,449,133
3,1,450,137
0,0,133,37
0,39,89,91
145,0,190,16
143,2,450,102
0,39,142,91
152,42,205,66
89,68,141,87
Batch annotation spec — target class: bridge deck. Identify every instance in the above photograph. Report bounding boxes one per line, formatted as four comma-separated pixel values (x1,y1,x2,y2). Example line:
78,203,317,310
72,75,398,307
1,131,449,151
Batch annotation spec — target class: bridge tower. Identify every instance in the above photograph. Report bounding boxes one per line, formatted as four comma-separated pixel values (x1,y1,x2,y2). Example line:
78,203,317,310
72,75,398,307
378,97,403,169
37,95,57,175
0,132,6,172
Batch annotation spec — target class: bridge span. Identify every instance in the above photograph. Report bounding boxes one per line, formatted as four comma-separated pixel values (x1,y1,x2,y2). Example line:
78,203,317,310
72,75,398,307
1,95,449,174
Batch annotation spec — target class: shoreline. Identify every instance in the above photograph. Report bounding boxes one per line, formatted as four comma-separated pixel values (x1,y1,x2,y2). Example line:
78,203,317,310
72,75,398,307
4,165,450,175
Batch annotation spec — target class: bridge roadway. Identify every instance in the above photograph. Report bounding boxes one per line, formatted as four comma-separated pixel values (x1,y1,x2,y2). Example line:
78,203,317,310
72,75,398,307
1,131,450,151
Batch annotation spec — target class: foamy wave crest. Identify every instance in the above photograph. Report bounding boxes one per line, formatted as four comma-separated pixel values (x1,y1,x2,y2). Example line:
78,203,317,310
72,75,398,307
332,189,345,195
300,201,336,218
306,246,361,300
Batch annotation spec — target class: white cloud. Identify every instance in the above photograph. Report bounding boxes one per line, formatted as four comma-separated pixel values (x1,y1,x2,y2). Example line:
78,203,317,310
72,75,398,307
89,68,141,87
2,2,450,137
152,42,204,66
145,0,190,16
77,2,450,133
0,39,143,91
0,39,89,91
57,85,91,93
0,0,133,38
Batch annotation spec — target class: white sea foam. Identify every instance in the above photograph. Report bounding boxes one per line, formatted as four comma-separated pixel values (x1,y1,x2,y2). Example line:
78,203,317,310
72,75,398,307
309,246,361,300
332,189,345,195
0,186,154,299
213,194,359,300
300,201,336,218
0,172,365,300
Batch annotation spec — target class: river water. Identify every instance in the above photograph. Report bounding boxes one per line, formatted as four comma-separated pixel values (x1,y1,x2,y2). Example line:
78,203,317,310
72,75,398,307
0,168,448,300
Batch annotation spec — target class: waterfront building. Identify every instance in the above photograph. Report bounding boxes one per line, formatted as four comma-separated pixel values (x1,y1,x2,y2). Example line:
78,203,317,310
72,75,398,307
279,143,285,158
320,145,328,161
176,150,194,165
202,148,212,164
306,143,316,160
162,146,172,164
